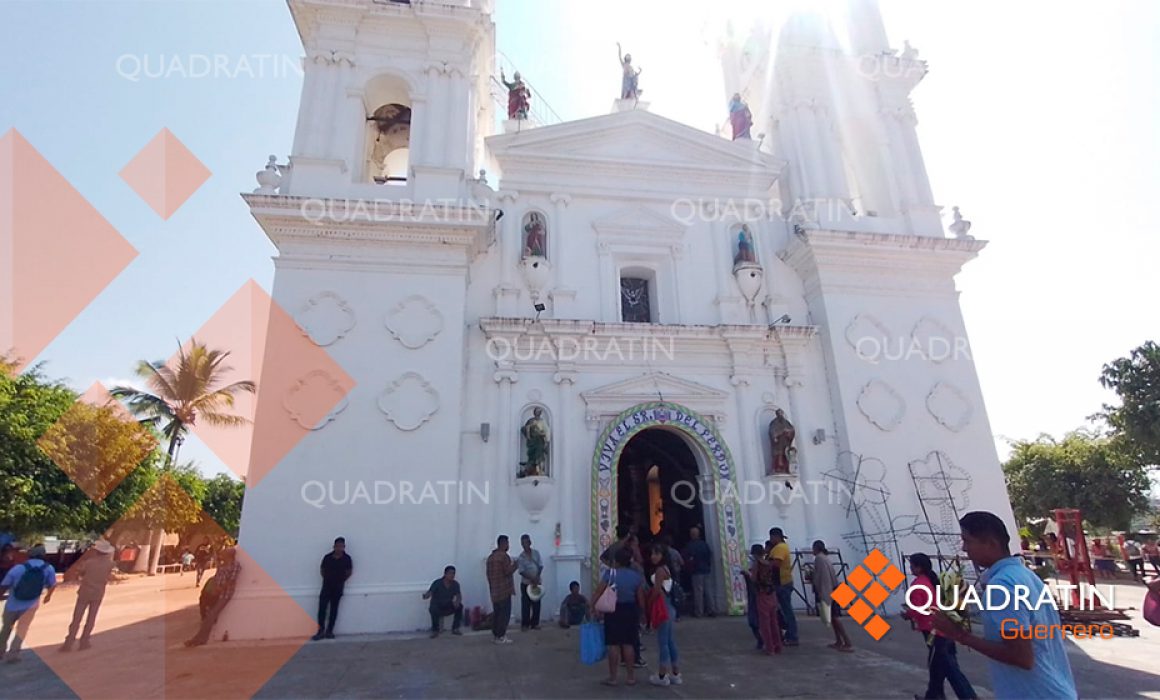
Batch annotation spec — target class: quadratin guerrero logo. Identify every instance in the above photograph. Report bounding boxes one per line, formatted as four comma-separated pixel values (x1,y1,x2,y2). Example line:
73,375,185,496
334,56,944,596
830,549,907,640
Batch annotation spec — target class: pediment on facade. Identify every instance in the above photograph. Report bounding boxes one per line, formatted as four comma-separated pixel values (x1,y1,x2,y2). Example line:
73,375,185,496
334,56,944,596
591,205,685,241
488,109,780,175
581,372,729,420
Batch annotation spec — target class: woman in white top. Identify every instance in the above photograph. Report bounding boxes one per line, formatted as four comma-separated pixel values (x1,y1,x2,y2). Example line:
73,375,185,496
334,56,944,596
647,543,682,687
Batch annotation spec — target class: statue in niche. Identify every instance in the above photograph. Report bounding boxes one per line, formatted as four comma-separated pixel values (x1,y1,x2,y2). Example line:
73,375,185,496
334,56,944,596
617,43,643,100
501,69,532,121
734,225,757,265
728,93,753,140
519,407,550,477
522,211,547,258
768,408,796,475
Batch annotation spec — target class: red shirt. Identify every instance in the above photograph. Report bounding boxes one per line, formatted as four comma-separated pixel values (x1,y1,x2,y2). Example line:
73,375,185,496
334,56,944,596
902,575,936,633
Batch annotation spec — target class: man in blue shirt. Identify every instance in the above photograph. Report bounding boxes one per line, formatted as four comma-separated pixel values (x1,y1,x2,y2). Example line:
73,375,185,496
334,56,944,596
0,544,57,663
932,512,1077,700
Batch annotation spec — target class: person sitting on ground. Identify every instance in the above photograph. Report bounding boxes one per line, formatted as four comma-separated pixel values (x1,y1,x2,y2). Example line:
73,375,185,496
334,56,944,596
558,581,589,628
422,565,463,637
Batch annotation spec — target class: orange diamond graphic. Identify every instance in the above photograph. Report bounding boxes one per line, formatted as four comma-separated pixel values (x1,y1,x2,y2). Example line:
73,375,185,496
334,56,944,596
847,564,872,591
37,382,157,502
848,598,873,624
21,476,314,698
880,563,907,590
864,581,890,607
180,280,354,485
864,614,891,640
119,128,210,219
864,548,890,574
832,582,856,608
1,129,138,372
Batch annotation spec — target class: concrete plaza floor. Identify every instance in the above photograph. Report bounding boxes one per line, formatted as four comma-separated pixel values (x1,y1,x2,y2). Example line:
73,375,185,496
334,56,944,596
1,571,1158,699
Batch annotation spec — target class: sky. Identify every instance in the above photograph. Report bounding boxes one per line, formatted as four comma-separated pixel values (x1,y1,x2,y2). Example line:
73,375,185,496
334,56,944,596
1,0,1157,482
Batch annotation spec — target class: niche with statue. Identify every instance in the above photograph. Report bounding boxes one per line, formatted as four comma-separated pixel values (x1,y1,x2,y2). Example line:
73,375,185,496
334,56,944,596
731,224,764,304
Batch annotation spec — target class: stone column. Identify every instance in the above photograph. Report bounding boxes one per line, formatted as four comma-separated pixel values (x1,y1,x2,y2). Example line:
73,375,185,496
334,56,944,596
494,190,521,316
293,53,326,157
340,84,365,180
493,364,518,537
408,96,429,169
446,66,469,171
729,373,765,543
322,55,351,161
425,63,448,166
782,365,816,540
549,193,575,317
553,369,577,554
710,210,735,323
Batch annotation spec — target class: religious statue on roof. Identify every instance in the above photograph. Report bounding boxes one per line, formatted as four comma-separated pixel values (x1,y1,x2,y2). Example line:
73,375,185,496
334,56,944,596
728,93,753,140
501,68,531,121
617,43,642,100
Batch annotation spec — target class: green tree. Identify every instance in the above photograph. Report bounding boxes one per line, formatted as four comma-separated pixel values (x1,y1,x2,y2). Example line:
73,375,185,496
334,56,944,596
112,340,255,573
1003,431,1152,531
1099,340,1160,466
0,364,159,538
201,473,245,538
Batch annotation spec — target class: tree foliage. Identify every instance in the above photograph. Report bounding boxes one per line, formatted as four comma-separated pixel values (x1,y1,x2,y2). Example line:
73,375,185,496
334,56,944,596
1099,340,1160,466
201,473,245,538
1003,431,1152,531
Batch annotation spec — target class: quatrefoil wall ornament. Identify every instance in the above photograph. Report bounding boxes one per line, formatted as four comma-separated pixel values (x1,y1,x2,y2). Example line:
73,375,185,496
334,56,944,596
295,291,356,346
856,379,906,431
378,372,440,431
926,382,974,432
282,370,349,430
384,295,444,349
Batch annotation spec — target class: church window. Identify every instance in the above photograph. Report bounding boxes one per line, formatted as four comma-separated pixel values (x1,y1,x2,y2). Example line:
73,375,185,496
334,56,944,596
620,276,653,323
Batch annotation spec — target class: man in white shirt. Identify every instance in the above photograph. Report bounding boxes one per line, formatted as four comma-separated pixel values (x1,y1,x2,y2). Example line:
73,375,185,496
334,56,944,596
517,534,543,630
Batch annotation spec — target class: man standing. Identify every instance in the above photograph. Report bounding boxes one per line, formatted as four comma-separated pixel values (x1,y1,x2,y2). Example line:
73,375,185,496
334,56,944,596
684,527,715,617
313,537,352,641
60,539,116,651
517,534,543,631
185,548,241,647
422,566,463,637
768,528,798,645
931,512,1077,699
0,544,56,663
486,535,519,644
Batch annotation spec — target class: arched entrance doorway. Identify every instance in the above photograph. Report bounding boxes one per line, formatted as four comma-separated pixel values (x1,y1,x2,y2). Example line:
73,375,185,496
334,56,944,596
616,429,704,556
590,402,748,614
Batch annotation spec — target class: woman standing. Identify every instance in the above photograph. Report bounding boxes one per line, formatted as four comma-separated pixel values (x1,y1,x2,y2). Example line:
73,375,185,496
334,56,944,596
647,544,683,686
592,547,647,686
811,540,852,652
902,553,976,699
751,541,783,656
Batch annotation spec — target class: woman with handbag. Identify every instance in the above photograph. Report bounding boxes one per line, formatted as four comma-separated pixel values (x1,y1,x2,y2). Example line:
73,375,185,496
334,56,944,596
591,547,646,686
646,544,682,686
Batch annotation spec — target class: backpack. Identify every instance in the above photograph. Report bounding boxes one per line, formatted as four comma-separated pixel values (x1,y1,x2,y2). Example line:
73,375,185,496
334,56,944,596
12,562,47,601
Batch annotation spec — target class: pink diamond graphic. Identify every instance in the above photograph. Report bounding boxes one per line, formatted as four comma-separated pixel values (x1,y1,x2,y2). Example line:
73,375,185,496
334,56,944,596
119,128,210,220
1,129,138,371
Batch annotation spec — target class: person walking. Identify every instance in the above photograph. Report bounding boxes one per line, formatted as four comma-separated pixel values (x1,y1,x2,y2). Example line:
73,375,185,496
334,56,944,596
517,534,543,631
313,537,352,641
1144,540,1160,576
60,540,117,651
904,553,975,698
647,544,683,687
768,527,798,645
194,543,211,587
592,547,647,686
683,527,715,617
811,540,852,652
931,512,1077,699
750,540,783,656
0,544,57,663
486,535,519,644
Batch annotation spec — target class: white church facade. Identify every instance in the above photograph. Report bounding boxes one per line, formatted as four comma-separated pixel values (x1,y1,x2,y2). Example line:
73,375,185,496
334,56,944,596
229,0,1017,637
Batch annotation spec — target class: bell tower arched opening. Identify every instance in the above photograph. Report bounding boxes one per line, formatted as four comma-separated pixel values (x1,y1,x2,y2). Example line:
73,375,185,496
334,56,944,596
364,74,413,185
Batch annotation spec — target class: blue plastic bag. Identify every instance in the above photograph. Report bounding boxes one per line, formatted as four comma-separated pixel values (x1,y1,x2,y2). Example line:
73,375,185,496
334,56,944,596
580,621,606,665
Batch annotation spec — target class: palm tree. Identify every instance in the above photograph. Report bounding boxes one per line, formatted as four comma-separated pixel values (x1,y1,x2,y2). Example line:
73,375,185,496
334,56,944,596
112,340,256,575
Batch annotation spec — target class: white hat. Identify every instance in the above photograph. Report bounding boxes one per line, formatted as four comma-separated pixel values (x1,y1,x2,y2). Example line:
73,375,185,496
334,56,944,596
526,584,544,602
93,540,114,555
